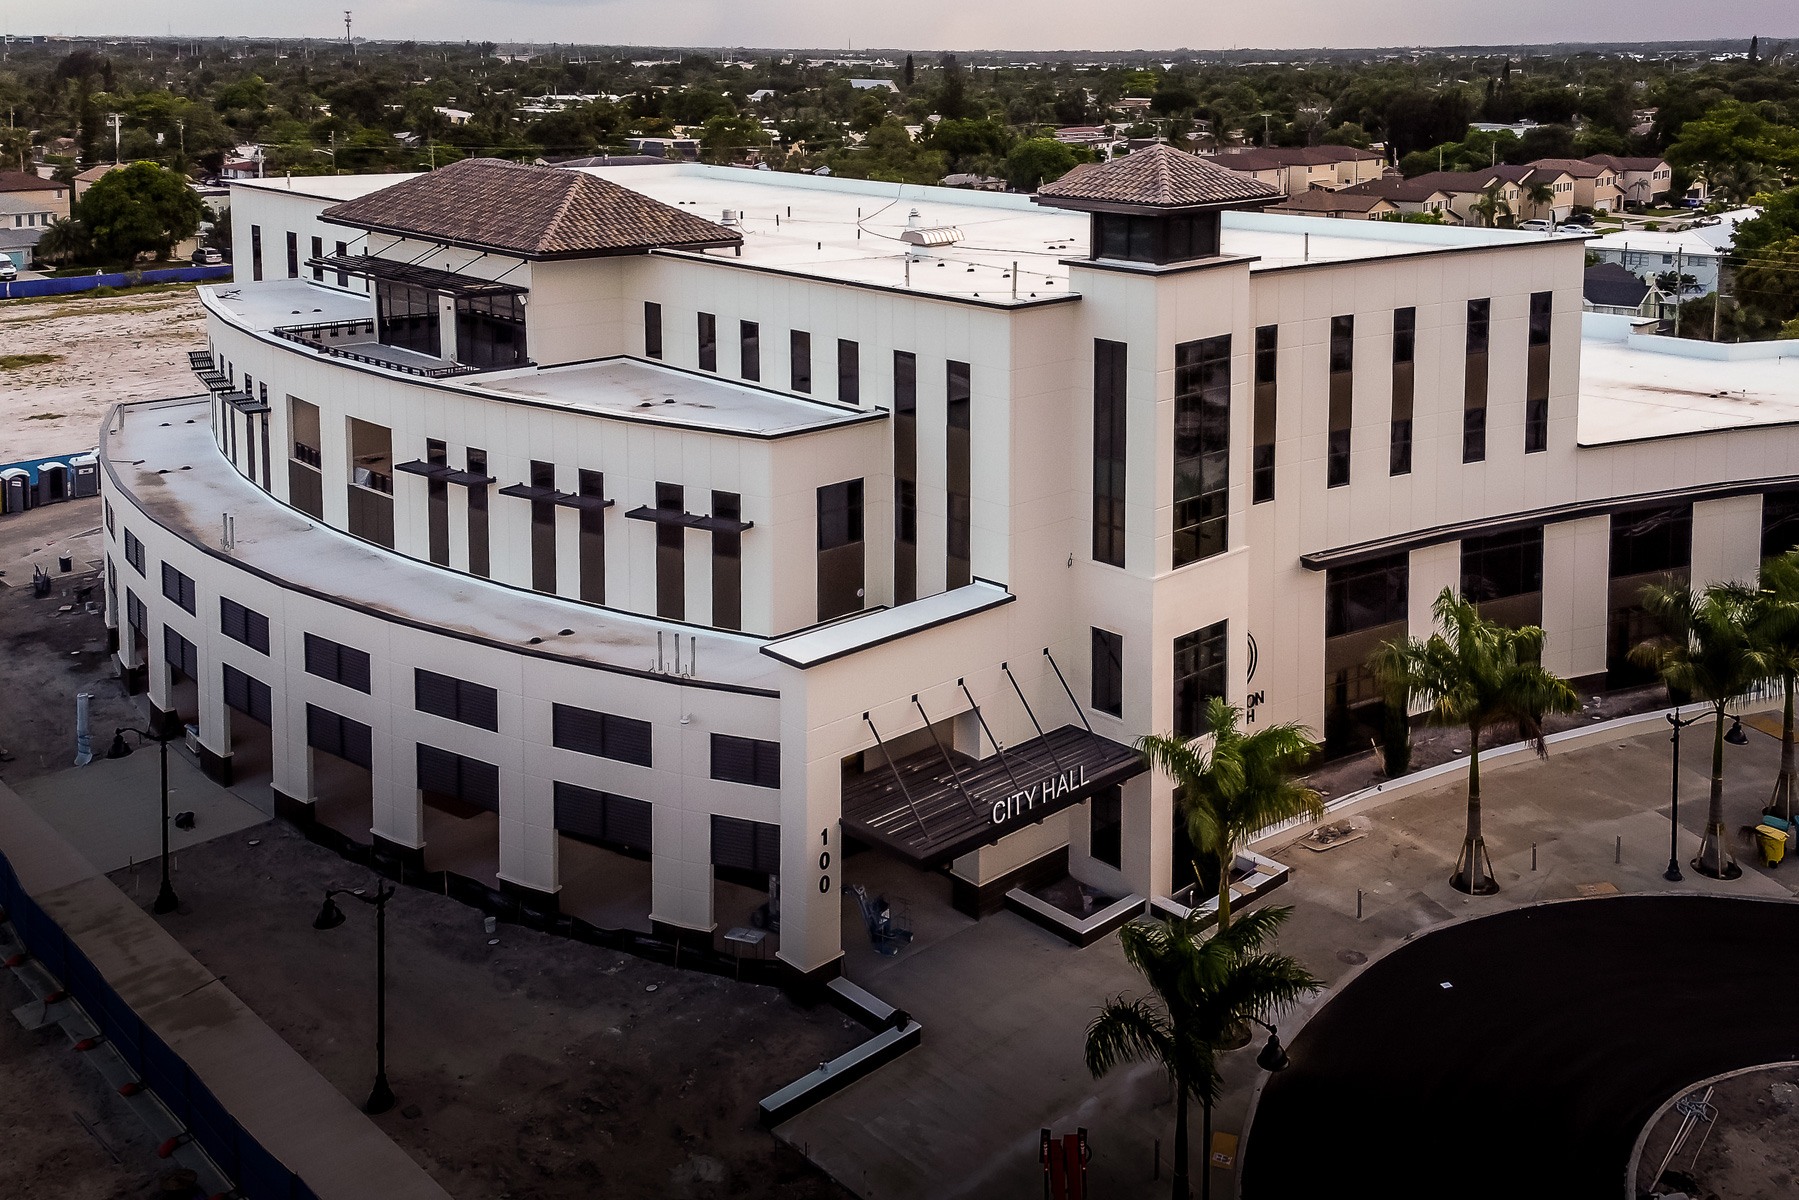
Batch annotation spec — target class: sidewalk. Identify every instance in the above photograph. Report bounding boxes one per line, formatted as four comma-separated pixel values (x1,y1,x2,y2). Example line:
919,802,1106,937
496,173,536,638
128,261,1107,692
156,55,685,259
779,707,1799,1199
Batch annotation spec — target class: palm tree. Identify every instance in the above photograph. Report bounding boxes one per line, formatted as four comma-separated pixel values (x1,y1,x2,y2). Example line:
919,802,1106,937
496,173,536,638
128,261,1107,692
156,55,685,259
1139,698,1322,929
1470,181,1513,229
1634,582,1761,878
35,216,90,267
1374,588,1580,894
1751,553,1799,825
1524,179,1556,224
1086,907,1319,1200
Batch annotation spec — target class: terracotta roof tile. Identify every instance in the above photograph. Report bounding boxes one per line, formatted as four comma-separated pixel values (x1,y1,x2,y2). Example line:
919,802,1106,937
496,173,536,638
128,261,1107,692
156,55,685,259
0,170,61,194
320,157,738,259
1035,144,1281,210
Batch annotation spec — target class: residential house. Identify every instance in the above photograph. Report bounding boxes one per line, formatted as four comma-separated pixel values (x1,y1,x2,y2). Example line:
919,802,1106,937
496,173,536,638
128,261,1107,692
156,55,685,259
1583,212,1759,296
0,169,70,222
1266,189,1398,220
1336,174,1459,220
1199,146,1386,198
1526,158,1622,214
1584,156,1673,207
74,162,119,201
1583,262,1670,320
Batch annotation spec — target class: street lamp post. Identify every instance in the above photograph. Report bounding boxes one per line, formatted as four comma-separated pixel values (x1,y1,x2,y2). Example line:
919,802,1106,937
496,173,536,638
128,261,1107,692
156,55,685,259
1202,1016,1292,1200
106,726,180,914
313,882,397,1115
1665,708,1705,882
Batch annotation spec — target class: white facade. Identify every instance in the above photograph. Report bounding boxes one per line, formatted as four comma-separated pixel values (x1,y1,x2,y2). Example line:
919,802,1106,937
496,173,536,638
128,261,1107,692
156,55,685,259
102,162,1799,983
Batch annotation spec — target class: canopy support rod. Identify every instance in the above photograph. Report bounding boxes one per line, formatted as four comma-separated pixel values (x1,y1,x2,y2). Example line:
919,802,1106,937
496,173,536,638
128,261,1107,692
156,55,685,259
914,695,981,818
1002,662,1063,772
1043,647,1094,734
864,712,930,841
958,679,1025,794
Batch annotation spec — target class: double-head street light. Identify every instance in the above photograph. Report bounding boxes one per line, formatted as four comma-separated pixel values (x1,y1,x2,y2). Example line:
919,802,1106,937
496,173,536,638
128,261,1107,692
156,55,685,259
313,881,397,1115
105,725,180,914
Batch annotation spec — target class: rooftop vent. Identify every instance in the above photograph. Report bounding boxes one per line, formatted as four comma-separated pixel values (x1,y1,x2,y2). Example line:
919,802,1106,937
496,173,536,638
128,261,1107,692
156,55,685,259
901,207,962,248
720,209,740,226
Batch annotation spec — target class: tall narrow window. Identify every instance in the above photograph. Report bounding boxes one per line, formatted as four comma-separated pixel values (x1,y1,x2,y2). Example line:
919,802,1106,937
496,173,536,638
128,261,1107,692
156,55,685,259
739,320,760,381
530,460,557,593
1173,621,1227,739
426,438,449,566
1252,325,1277,504
837,339,859,404
790,330,812,393
1172,335,1230,567
644,302,663,359
1092,339,1127,566
1391,307,1415,476
466,447,490,577
946,360,972,588
1091,627,1123,718
334,240,348,287
285,231,299,279
1464,298,1491,463
1525,291,1551,454
894,351,918,604
712,490,741,630
698,312,717,372
1327,315,1353,489
309,235,323,281
816,479,865,621
250,224,262,281
656,482,685,620
579,469,606,604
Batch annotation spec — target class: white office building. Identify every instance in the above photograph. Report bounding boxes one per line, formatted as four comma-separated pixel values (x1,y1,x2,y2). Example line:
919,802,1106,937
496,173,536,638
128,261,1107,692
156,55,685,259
101,149,1799,983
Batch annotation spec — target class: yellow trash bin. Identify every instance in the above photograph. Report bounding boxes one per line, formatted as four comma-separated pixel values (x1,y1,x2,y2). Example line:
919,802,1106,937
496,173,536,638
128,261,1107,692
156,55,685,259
1755,824,1787,867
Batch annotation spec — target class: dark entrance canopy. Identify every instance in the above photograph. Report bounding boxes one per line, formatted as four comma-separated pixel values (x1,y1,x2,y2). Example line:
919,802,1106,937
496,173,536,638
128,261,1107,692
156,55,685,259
842,724,1145,868
305,253,527,298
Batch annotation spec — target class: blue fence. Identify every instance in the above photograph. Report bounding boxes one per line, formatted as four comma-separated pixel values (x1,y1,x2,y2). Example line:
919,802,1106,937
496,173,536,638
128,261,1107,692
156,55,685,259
0,264,232,300
0,851,320,1200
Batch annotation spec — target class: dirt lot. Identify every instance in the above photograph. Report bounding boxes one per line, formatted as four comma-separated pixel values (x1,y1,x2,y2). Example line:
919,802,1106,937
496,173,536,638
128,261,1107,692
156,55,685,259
1637,1066,1799,1198
108,825,858,1200
0,287,207,462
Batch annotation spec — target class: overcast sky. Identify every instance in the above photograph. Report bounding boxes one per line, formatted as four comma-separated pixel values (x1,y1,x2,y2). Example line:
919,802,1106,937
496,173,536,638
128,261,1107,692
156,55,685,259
14,1,1799,55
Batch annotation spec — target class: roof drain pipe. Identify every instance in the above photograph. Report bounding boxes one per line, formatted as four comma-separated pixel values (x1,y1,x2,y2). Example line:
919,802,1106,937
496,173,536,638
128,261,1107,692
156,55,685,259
657,630,665,673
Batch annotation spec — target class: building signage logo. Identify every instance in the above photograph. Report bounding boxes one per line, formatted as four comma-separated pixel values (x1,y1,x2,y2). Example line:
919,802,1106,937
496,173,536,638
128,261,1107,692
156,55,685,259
991,764,1087,825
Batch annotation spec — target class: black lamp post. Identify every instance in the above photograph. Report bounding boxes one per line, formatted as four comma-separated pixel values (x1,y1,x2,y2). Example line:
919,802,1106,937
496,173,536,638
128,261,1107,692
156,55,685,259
313,882,397,1115
1665,709,1704,882
1245,1015,1291,1074
107,726,180,914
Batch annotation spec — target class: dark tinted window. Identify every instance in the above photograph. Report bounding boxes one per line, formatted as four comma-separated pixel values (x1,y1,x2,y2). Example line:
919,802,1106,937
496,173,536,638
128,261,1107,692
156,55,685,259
219,597,270,654
790,329,811,393
1611,505,1692,577
306,704,372,768
222,664,272,724
837,339,859,404
644,302,662,358
552,703,654,766
1173,622,1227,739
1173,336,1230,566
710,733,780,788
1093,339,1128,564
711,814,780,873
414,668,499,731
304,633,372,693
1091,627,1123,718
740,320,760,381
416,743,499,810
554,782,652,854
698,312,716,372
1325,553,1409,638
161,563,196,614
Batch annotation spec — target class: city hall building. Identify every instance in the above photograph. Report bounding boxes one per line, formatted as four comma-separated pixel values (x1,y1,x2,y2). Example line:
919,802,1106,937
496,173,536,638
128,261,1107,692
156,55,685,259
100,149,1799,982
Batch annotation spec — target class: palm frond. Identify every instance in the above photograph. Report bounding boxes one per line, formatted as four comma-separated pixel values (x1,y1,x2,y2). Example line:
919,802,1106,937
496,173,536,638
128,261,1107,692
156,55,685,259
1085,995,1174,1080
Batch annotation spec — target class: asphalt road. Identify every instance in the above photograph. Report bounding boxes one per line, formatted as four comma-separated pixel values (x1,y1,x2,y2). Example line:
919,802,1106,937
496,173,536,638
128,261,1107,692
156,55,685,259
1242,896,1799,1199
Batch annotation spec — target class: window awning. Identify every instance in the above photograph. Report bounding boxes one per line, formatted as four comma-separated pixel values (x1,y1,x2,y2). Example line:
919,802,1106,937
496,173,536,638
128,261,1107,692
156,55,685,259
841,723,1145,868
307,253,528,298
555,493,614,512
498,483,569,502
221,391,270,414
625,505,754,533
395,460,495,486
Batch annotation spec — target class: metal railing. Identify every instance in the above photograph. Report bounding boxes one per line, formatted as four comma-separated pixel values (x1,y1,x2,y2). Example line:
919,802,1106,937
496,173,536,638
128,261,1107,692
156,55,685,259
271,322,481,380
292,442,323,469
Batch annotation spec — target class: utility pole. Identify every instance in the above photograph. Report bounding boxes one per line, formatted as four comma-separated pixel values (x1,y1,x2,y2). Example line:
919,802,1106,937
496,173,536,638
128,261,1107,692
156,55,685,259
344,11,354,55
177,119,186,166
109,113,123,164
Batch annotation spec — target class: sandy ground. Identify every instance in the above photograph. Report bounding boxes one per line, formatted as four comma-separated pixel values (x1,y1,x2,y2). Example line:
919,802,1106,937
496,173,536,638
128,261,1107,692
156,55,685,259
1637,1066,1799,1199
108,825,858,1200
0,288,206,463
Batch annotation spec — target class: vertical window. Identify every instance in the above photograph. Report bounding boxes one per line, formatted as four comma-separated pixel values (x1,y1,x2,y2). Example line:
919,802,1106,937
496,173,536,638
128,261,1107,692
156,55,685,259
1091,627,1123,718
1525,291,1551,454
698,312,717,372
1252,325,1277,504
250,224,262,281
946,360,972,588
1173,621,1227,739
1089,786,1123,870
1172,335,1230,567
579,469,606,604
1391,307,1415,476
466,448,490,577
1327,315,1353,488
426,438,449,566
245,399,257,481
530,460,557,593
837,339,859,404
160,563,196,614
893,352,918,604
259,412,271,491
219,597,270,653
285,231,298,279
310,235,323,281
816,479,865,622
1464,298,1490,463
334,240,348,287
644,302,663,359
1092,339,1127,566
712,490,742,630
656,482,685,620
790,330,812,393
739,320,760,381
710,734,780,788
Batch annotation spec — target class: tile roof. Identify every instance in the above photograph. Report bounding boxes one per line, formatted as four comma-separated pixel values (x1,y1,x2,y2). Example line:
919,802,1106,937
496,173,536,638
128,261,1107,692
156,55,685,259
1270,190,1393,214
0,170,61,194
1528,157,1605,179
1340,176,1457,203
320,157,739,259
1585,155,1667,173
1583,263,1651,308
1202,145,1385,172
1034,144,1282,210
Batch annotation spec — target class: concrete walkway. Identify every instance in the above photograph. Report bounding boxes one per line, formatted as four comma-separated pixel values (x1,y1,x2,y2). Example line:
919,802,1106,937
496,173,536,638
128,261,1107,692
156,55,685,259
780,706,1799,1199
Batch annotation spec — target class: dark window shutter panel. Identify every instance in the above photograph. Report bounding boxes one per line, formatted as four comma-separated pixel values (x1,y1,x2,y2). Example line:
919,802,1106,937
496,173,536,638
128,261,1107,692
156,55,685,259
161,562,177,601
461,682,499,732
752,823,781,874
553,781,608,840
163,624,179,667
462,757,500,810
415,669,458,719
606,794,652,849
552,704,604,755
305,704,336,754
603,714,652,766
246,609,270,654
224,664,249,713
221,598,244,643
711,814,755,869
752,741,780,789
181,575,196,614
417,743,459,794
341,718,372,768
711,735,752,784
340,647,372,693
303,633,329,676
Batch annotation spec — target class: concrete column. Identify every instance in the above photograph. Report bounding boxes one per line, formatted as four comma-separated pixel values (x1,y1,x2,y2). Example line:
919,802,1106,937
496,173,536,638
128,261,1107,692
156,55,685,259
1118,772,1169,899
1692,495,1762,589
1542,515,1612,682
1408,541,1462,641
196,672,234,784
775,751,843,977
146,629,174,715
370,728,423,850
649,803,715,934
437,294,458,362
499,770,558,895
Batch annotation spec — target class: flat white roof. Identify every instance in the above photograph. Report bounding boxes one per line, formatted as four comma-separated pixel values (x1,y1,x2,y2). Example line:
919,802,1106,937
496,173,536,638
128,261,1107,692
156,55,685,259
202,277,372,328
232,173,419,205
1578,330,1799,444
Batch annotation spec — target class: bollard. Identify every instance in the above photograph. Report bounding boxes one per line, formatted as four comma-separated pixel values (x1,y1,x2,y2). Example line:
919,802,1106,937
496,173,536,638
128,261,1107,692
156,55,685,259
1532,842,1538,871
1356,889,1363,919
1616,835,1622,864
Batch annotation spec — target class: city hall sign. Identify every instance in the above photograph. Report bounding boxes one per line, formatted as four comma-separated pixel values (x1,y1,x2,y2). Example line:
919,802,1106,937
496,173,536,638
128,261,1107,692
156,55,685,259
990,764,1087,825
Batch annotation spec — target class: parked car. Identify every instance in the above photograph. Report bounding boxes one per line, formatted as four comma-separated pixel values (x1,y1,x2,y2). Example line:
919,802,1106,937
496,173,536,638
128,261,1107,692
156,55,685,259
0,260,17,282
191,247,225,266
1563,213,1596,227
1519,219,1552,232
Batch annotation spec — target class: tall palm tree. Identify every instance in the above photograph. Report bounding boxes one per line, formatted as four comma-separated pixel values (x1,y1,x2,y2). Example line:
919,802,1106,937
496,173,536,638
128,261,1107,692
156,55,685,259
1374,588,1580,894
1523,179,1556,223
1086,906,1319,1200
1139,698,1322,929
1634,582,1761,878
1751,553,1799,825
1470,181,1513,229
35,216,90,267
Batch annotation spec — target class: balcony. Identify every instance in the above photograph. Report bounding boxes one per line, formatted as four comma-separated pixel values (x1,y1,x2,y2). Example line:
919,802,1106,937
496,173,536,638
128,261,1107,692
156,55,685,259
272,320,484,380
